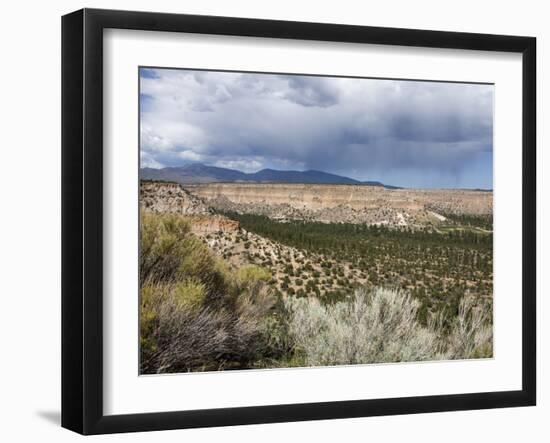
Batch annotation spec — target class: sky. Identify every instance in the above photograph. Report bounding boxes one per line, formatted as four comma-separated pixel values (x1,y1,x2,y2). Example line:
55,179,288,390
139,67,494,189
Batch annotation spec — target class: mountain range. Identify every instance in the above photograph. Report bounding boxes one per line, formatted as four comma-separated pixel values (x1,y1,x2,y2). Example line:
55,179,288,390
140,163,401,189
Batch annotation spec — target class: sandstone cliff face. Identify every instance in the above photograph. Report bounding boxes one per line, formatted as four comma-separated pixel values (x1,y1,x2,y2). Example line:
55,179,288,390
183,183,492,226
186,215,240,235
141,181,492,229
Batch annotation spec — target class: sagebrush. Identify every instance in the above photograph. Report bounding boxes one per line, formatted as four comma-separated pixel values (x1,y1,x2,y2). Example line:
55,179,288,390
283,287,492,366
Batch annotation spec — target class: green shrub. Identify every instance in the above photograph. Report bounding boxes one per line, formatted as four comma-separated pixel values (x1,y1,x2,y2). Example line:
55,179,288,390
173,279,206,309
140,211,192,285
140,211,277,373
236,265,271,288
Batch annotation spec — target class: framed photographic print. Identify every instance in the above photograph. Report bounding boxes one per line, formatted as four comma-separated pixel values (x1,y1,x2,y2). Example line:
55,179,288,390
61,8,536,435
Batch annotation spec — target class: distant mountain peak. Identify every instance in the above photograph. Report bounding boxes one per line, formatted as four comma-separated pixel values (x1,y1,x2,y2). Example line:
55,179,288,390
140,164,400,188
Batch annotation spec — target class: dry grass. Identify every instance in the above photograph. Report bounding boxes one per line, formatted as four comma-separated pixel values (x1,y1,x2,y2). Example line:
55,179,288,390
140,280,275,373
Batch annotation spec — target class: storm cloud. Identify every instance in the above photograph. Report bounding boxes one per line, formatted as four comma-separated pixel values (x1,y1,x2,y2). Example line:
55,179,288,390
139,68,493,188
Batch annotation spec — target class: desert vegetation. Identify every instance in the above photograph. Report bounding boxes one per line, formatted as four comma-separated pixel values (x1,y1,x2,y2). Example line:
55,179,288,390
140,206,493,373
140,211,277,373
284,288,492,367
217,212,492,329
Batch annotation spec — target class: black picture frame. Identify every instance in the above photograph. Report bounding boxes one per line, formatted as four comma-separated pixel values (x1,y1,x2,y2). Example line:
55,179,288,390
62,8,536,435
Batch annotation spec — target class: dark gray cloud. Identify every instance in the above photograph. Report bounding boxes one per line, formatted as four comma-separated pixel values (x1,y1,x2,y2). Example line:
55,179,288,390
140,68,493,188
284,76,339,107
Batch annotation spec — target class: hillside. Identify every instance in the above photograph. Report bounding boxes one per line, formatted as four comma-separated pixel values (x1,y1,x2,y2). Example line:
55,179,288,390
140,180,212,215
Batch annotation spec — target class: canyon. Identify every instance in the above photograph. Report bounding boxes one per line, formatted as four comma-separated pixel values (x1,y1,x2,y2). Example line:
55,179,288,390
140,180,493,317
183,182,492,227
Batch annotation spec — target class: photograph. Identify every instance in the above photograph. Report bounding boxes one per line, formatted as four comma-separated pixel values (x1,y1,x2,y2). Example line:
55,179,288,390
138,67,494,375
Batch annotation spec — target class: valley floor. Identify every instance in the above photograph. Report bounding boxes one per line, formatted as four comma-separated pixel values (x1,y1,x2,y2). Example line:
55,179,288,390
197,211,493,321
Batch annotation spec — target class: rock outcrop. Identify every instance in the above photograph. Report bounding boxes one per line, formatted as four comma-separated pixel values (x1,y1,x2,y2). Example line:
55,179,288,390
140,181,212,215
187,215,240,235
140,181,240,235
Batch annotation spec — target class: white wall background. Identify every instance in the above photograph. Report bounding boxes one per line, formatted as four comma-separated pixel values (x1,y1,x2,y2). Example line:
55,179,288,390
0,0,546,441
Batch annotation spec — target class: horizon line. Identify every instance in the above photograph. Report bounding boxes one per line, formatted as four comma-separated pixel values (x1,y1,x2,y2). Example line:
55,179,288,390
140,163,494,191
